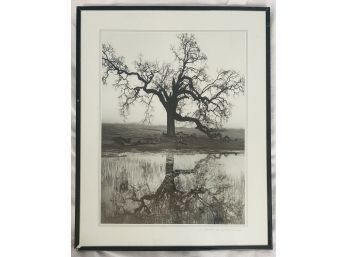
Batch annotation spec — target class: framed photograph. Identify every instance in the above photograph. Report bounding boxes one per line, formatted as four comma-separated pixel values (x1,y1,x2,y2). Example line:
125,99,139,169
75,6,272,250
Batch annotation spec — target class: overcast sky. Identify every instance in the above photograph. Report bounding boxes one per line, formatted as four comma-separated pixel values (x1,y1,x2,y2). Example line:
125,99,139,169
101,31,246,128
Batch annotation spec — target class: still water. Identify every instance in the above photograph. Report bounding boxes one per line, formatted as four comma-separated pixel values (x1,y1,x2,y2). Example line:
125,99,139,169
101,152,245,224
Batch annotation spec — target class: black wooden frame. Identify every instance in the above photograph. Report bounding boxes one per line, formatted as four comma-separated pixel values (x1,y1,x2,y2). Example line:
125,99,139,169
75,5,272,251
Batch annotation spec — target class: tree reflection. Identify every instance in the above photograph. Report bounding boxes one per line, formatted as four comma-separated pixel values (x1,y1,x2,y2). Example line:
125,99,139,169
104,153,245,224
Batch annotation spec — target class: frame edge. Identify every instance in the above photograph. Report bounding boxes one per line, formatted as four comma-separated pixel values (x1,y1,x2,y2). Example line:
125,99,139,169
74,6,81,249
74,5,273,251
265,7,273,250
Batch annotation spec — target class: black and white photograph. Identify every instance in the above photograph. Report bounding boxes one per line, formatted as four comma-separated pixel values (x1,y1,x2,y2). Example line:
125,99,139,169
75,7,271,248
5,0,348,256
100,31,246,224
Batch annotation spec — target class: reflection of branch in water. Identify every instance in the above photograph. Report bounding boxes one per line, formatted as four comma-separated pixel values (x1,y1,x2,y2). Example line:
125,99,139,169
173,153,223,176
110,153,244,224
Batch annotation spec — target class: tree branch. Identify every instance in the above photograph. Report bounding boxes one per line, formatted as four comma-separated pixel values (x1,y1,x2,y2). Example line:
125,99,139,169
102,44,168,115
174,112,222,139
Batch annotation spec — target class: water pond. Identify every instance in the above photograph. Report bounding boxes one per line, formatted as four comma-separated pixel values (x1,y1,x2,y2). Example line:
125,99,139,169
101,152,245,224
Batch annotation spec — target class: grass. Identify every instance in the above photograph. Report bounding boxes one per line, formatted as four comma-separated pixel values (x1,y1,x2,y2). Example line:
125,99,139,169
102,123,245,153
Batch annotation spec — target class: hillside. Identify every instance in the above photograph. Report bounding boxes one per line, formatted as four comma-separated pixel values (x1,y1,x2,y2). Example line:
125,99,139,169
102,123,244,154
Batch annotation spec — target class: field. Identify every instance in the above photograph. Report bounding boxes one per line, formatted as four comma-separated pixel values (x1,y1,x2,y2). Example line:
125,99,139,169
102,123,244,154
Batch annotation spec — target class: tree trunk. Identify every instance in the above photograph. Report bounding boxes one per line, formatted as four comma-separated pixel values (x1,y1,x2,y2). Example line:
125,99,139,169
166,110,176,136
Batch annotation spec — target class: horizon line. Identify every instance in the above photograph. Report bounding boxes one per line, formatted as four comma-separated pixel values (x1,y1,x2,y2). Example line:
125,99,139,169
101,122,245,130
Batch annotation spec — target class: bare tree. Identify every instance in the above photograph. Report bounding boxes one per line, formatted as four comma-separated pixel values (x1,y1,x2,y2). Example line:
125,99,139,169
102,33,245,138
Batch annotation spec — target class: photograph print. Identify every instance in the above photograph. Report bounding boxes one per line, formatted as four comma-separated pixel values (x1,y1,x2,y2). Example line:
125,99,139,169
100,31,246,225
